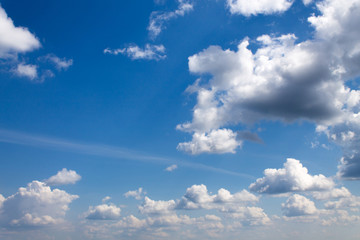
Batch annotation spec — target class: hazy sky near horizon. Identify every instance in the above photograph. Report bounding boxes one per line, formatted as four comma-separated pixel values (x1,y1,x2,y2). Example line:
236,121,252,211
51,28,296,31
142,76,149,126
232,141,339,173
1,0,360,239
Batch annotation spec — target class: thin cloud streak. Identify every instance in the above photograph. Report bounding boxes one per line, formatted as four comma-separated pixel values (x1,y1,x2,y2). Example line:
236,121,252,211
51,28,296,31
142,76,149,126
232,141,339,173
0,129,252,179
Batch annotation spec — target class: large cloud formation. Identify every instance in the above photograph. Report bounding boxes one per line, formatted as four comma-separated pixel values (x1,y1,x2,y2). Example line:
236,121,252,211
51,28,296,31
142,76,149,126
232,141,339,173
178,0,360,179
0,180,78,228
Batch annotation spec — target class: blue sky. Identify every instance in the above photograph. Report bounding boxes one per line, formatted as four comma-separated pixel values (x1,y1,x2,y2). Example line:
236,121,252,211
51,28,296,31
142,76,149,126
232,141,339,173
1,0,360,239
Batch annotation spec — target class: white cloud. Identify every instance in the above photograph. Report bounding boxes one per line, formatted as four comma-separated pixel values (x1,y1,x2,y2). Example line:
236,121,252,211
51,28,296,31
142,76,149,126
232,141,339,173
46,168,81,186
0,6,40,58
102,196,111,203
312,187,352,200
85,204,121,220
43,54,73,70
0,180,78,228
104,44,166,60
165,164,178,172
177,128,242,154
124,188,145,200
226,0,294,16
282,194,318,217
324,195,360,209
15,63,38,80
302,0,313,5
249,158,335,194
178,0,360,171
139,197,176,215
148,0,194,39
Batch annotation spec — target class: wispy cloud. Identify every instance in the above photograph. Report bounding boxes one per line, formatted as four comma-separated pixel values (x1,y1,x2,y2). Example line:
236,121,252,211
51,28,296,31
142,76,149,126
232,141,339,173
104,44,166,61
0,129,252,178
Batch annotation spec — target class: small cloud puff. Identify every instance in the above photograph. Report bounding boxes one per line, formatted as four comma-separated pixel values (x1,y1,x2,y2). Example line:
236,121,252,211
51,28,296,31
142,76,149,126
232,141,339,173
46,168,81,186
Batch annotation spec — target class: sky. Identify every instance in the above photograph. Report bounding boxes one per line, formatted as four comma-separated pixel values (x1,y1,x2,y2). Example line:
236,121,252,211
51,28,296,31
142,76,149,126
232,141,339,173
0,0,360,239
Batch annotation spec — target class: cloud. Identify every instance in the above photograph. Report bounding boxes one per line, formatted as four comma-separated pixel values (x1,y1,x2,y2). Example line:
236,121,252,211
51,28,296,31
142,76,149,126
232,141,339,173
124,188,145,200
165,164,178,172
14,63,38,80
226,0,294,16
282,194,318,217
249,158,335,194
46,168,81,186
0,5,40,58
148,0,194,39
85,204,121,220
302,0,313,5
42,54,73,70
104,44,166,60
102,196,111,203
139,197,176,215
177,128,242,154
324,195,360,209
178,0,360,169
0,180,78,228
312,187,352,200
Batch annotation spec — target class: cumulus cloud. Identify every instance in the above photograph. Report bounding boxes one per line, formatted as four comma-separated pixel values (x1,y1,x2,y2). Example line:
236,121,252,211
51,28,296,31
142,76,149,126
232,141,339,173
282,194,318,217
178,0,360,172
324,195,360,209
139,197,176,215
312,187,352,200
85,204,121,220
124,188,145,200
165,164,178,172
0,5,40,58
0,180,78,228
46,168,81,186
226,0,294,16
249,158,335,194
148,0,193,39
104,44,166,60
14,63,38,80
177,129,242,154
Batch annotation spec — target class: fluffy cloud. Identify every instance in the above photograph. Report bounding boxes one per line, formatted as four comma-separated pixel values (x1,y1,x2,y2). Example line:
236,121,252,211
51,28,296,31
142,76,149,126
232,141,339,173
148,0,193,39
282,194,318,217
312,187,352,200
14,63,38,80
104,44,166,60
0,6,40,58
226,0,293,16
324,195,360,209
139,197,176,215
46,168,81,186
85,204,121,220
178,0,360,178
177,184,259,210
124,187,145,200
177,129,241,154
0,180,78,228
249,158,335,194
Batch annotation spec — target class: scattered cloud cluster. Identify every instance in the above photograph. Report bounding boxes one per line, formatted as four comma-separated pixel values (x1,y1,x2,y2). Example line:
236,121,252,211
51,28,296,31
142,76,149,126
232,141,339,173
0,5,72,83
178,0,360,180
226,0,294,16
282,194,317,217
